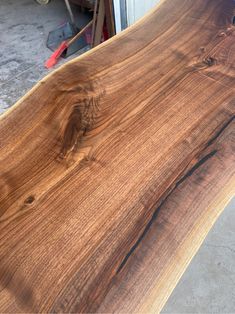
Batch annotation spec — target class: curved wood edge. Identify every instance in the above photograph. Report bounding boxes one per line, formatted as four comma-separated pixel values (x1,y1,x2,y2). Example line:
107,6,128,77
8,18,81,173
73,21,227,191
0,0,234,312
0,0,165,124
98,120,235,313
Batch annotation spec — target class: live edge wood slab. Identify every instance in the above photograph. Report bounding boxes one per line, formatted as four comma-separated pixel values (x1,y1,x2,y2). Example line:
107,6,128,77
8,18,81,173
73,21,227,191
0,0,234,312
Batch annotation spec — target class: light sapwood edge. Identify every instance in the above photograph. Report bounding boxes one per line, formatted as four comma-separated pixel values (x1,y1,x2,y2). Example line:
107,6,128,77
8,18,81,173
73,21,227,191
0,0,234,312
97,120,235,312
143,186,234,313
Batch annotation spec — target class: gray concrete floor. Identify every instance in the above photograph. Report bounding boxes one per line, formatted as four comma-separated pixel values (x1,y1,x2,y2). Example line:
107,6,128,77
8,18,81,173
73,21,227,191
0,0,90,114
162,198,235,314
0,1,234,312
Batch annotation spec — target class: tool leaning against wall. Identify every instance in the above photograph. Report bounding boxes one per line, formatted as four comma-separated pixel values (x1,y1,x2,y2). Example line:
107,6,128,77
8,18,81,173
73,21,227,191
44,0,116,68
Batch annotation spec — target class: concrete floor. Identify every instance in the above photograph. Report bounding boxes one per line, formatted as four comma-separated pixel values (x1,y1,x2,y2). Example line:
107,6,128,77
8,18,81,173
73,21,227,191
162,198,235,314
0,0,90,113
0,0,234,312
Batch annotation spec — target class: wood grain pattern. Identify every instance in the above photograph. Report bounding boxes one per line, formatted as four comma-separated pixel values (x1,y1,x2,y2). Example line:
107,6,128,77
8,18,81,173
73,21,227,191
98,119,235,313
0,0,234,312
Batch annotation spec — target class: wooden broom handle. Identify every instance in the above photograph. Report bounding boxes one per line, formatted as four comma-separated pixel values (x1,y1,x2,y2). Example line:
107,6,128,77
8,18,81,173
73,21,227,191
68,20,93,46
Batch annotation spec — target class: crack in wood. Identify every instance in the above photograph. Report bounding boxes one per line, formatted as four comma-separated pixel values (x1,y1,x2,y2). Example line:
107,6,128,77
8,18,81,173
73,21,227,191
205,115,234,148
116,116,234,274
116,149,217,274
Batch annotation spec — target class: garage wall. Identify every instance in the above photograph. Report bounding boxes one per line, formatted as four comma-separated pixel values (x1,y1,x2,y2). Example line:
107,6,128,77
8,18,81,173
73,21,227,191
126,0,161,25
113,0,161,33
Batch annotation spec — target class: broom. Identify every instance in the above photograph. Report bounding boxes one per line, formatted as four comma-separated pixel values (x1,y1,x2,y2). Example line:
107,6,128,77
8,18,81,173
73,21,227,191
45,20,93,69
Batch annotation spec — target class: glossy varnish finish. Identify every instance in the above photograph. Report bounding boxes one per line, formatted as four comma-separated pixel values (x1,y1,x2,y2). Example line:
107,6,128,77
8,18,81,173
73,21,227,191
0,0,234,312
